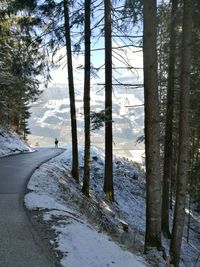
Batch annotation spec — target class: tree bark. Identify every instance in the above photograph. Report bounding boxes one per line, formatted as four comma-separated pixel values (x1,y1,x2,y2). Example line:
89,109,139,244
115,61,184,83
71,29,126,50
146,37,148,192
143,0,162,250
82,0,91,197
162,0,178,238
103,0,114,201
63,0,79,182
170,0,193,265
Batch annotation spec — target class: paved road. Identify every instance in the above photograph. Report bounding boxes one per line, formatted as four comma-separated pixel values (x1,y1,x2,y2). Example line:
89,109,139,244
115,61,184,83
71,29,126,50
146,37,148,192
0,148,64,267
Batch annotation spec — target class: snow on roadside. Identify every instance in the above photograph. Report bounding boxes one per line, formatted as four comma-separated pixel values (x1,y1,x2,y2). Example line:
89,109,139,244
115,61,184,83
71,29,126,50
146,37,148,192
25,145,147,267
24,145,200,267
0,127,32,157
54,222,145,267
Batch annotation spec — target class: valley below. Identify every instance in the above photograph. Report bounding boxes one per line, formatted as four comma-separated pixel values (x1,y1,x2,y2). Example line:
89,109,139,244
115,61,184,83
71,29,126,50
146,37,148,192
28,81,144,163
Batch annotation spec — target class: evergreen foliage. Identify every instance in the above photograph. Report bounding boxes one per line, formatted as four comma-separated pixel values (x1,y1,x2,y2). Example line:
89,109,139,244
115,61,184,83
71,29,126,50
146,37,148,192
0,0,45,138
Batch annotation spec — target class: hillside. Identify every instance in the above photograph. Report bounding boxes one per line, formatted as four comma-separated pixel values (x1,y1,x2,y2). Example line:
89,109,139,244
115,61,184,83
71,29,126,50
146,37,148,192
0,127,32,157
25,146,200,267
28,80,144,156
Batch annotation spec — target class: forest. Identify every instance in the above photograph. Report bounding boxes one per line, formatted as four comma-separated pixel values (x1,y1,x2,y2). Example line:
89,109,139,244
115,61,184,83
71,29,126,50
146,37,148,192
0,0,200,266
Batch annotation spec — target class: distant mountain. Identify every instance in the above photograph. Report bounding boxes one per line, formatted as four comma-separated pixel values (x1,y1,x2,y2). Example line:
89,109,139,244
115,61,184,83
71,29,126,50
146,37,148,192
28,80,144,151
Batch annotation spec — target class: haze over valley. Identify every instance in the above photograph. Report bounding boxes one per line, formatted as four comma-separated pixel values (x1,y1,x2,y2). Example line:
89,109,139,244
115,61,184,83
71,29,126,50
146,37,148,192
28,78,144,162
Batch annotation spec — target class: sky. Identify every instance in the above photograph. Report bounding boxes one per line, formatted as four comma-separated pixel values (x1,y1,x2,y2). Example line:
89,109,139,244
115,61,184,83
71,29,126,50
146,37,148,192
46,0,144,87
49,45,143,86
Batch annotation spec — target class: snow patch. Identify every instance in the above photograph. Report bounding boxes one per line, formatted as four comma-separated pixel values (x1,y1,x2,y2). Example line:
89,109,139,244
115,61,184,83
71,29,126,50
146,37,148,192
25,145,147,267
0,127,32,157
54,222,145,267
25,145,200,267
25,192,69,212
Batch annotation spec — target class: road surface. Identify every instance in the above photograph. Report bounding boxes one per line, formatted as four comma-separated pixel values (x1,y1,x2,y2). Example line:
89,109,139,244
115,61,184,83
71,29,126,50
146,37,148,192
0,148,64,267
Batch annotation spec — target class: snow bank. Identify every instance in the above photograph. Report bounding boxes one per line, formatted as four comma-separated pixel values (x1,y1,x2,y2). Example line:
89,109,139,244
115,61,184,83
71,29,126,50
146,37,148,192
0,127,32,157
53,222,145,267
25,145,147,267
25,145,200,267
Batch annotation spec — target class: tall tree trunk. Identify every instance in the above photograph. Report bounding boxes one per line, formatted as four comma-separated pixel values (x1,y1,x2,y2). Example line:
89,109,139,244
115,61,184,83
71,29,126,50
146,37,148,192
103,0,114,201
82,0,91,197
143,0,162,250
162,0,178,238
170,0,193,265
63,0,79,182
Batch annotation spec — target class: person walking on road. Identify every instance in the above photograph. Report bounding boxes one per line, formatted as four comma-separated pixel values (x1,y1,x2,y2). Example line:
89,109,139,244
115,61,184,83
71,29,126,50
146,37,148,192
55,138,59,148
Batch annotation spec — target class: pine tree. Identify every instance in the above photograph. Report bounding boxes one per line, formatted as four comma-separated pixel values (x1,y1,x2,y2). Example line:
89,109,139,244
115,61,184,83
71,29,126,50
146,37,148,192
63,0,79,182
170,0,193,265
143,0,162,250
103,0,114,201
162,0,178,237
82,0,91,197
0,0,43,134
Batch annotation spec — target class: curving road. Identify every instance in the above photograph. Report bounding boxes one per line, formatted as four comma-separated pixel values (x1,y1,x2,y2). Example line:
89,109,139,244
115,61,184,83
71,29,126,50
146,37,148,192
0,148,64,267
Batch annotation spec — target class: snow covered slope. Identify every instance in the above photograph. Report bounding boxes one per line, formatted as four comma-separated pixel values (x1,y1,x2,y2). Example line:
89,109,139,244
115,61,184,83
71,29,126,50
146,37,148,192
0,127,32,157
25,145,147,267
25,145,200,267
